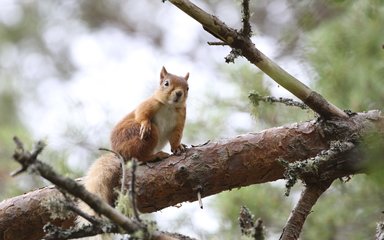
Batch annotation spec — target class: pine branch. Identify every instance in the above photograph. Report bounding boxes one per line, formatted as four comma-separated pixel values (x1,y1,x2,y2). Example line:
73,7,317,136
2,111,383,239
165,0,348,120
279,181,332,240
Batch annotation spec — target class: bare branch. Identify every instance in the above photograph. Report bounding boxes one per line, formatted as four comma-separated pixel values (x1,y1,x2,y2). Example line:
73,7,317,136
207,41,227,46
240,0,252,37
279,181,332,240
165,0,348,119
99,147,127,194
248,92,309,110
130,158,141,222
11,137,145,237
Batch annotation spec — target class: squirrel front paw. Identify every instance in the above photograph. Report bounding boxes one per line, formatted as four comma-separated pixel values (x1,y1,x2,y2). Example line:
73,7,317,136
139,120,151,139
172,144,187,155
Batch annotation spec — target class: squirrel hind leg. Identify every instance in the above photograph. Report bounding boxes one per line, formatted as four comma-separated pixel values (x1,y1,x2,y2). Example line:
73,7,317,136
112,121,163,162
139,151,170,163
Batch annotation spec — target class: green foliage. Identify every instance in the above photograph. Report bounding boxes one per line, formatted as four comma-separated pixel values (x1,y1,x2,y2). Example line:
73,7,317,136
297,1,384,238
360,132,384,184
303,176,384,240
211,1,384,239
307,0,384,112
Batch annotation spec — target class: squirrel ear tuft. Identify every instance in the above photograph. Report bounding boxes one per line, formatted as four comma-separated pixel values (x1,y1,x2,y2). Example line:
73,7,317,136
160,66,168,81
184,72,189,81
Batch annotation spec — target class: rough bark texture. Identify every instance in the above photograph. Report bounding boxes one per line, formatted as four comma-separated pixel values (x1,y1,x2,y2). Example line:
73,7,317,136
280,181,332,240
0,111,382,240
135,120,328,212
0,186,74,240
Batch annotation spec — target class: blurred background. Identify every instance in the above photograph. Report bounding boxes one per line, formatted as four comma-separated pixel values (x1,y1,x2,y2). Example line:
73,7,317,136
0,0,383,239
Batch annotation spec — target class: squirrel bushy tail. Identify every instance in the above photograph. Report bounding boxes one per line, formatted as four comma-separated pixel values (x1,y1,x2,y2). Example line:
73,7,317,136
76,153,121,240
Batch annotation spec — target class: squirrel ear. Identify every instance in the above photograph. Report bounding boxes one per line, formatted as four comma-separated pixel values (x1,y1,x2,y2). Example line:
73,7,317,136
184,72,189,81
160,66,168,81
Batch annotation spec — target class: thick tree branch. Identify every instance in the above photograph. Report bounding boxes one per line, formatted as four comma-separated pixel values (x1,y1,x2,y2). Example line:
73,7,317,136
166,0,348,119
10,137,195,240
1,111,382,239
12,137,145,237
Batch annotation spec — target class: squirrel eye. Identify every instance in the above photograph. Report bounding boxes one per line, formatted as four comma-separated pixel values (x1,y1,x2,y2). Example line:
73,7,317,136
163,80,169,87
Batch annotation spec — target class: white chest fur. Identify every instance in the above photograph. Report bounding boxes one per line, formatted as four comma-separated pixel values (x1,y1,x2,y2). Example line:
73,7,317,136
153,105,178,151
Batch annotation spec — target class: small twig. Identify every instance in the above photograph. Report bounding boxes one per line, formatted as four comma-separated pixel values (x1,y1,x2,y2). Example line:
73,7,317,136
207,41,228,46
279,181,332,240
99,148,142,223
240,0,252,37
194,185,204,209
99,147,127,194
191,140,210,147
130,158,141,222
12,138,144,237
197,191,203,209
11,136,45,176
249,92,309,110
58,189,103,226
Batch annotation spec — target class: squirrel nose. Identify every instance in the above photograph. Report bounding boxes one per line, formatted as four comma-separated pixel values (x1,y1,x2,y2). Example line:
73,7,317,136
176,91,183,98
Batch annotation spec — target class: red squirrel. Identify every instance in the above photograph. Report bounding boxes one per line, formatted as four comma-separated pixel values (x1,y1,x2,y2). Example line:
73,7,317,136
77,67,189,230
110,66,189,162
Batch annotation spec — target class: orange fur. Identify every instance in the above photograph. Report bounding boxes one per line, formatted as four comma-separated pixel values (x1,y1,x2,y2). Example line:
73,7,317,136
110,66,189,162
77,67,189,237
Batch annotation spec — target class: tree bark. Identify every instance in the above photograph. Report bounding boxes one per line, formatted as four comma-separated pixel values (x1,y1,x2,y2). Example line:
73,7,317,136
279,181,332,240
0,111,382,240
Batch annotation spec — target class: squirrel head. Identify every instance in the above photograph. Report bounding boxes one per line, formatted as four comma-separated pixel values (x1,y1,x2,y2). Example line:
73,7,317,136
155,66,189,107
